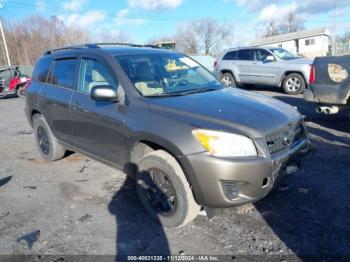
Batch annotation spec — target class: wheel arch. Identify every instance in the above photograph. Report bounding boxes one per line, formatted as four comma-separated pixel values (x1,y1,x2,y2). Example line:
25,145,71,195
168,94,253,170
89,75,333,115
280,71,307,87
27,109,41,128
220,69,236,79
128,138,201,203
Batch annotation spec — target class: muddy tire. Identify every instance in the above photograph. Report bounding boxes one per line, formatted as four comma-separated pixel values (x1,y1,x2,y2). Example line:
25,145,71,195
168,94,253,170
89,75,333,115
16,86,26,98
220,72,237,88
32,114,66,161
136,150,200,228
282,73,306,95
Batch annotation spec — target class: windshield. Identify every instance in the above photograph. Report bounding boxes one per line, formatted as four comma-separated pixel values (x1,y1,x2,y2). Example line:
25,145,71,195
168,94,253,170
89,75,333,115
116,52,222,97
269,48,299,60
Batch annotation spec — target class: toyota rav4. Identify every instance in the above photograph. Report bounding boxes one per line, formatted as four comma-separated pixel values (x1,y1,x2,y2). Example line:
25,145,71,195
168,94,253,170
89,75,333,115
25,43,310,228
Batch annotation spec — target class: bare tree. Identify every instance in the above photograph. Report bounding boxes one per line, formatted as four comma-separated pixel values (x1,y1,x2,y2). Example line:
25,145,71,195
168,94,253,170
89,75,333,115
263,19,280,37
0,15,132,66
261,10,305,37
337,30,350,42
194,19,230,55
145,19,232,55
0,15,91,65
174,24,198,54
278,10,305,34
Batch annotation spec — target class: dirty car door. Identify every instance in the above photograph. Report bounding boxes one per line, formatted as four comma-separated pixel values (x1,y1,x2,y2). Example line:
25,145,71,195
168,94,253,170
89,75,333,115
70,57,127,166
42,58,78,144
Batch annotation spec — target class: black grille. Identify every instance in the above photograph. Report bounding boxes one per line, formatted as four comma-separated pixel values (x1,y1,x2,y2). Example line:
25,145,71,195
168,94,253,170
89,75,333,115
266,120,305,154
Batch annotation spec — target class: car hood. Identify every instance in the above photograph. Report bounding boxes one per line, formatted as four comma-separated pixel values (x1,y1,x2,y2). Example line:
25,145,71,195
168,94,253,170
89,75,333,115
147,88,301,138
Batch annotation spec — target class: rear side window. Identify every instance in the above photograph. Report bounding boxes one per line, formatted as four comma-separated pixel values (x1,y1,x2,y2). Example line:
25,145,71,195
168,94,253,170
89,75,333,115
223,51,237,60
32,58,52,83
237,49,253,61
50,59,78,89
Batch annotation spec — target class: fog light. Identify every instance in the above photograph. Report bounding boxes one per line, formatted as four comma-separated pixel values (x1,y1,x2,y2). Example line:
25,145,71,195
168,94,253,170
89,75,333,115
222,181,239,200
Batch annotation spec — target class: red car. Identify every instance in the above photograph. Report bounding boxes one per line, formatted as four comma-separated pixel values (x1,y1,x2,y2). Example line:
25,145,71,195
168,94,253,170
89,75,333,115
0,66,31,99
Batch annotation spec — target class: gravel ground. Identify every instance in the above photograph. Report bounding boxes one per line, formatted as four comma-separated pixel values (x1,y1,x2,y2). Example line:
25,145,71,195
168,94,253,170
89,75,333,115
0,88,349,260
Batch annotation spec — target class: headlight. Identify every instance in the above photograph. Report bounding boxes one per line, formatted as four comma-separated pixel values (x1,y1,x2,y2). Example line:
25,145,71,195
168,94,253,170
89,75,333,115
192,129,257,158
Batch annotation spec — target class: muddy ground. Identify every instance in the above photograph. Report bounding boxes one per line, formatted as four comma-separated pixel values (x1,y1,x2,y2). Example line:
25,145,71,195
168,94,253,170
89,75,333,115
0,88,349,261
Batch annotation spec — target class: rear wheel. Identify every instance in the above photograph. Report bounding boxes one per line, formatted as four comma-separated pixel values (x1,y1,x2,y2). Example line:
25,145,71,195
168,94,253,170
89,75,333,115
136,150,200,228
33,114,66,161
282,73,306,95
220,72,236,88
16,86,26,98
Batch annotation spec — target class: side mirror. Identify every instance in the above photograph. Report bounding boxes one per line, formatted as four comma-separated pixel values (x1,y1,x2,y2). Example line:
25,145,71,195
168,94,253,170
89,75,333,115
265,55,275,62
91,85,118,102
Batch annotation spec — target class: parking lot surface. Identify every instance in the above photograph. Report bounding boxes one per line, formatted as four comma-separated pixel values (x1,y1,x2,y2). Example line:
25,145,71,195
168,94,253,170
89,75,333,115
0,88,349,259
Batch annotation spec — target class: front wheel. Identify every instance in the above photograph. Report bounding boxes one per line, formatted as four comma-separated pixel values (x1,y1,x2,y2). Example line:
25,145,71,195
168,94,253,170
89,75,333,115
136,150,200,228
220,73,236,88
16,86,26,98
282,73,306,95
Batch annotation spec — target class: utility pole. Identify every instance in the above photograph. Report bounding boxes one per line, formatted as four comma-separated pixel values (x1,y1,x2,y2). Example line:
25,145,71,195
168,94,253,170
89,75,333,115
0,19,10,66
332,0,337,56
0,0,10,66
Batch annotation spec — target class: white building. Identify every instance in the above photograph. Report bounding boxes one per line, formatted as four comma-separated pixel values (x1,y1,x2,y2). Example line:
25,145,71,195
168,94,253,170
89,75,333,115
250,27,331,58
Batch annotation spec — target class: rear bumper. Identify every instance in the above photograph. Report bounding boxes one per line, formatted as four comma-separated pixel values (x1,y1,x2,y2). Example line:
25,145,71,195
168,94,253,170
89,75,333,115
303,89,315,102
182,138,311,208
304,85,349,105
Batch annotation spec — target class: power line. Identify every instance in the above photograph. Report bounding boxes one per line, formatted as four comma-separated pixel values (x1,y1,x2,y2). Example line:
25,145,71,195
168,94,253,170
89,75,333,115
4,1,350,23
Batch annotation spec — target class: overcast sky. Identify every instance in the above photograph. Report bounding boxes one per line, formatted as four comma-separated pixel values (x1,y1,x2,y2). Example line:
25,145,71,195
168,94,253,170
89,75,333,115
3,0,350,44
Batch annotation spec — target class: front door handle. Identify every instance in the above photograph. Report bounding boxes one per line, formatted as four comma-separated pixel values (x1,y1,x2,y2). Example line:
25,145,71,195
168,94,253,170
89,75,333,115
72,101,89,113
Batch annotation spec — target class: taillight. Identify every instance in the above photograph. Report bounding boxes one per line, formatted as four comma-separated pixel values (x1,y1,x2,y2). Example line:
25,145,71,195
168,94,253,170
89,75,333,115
309,64,315,84
214,60,218,69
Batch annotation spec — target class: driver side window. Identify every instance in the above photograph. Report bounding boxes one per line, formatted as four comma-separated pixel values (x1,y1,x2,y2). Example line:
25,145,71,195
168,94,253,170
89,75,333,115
79,59,117,94
254,49,273,62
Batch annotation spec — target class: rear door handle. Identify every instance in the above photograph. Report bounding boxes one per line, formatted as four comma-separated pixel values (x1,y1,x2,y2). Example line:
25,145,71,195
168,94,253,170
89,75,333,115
39,92,47,100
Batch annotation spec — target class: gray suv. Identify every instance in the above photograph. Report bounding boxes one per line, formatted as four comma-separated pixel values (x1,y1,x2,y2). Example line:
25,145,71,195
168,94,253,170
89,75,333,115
25,44,310,227
215,47,313,95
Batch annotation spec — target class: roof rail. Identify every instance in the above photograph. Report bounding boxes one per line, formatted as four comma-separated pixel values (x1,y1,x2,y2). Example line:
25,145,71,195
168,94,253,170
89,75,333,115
86,43,161,48
44,45,89,55
44,42,160,55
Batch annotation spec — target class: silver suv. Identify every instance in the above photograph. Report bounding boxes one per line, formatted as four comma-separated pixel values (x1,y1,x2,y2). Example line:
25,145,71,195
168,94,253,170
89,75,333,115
215,47,313,95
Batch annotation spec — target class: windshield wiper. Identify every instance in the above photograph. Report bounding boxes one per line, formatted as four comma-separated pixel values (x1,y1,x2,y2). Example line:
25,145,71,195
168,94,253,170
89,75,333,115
143,92,184,97
168,87,219,96
144,87,219,97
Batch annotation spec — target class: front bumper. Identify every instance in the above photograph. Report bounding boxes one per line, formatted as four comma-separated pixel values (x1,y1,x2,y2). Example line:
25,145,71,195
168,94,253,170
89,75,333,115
182,138,311,208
